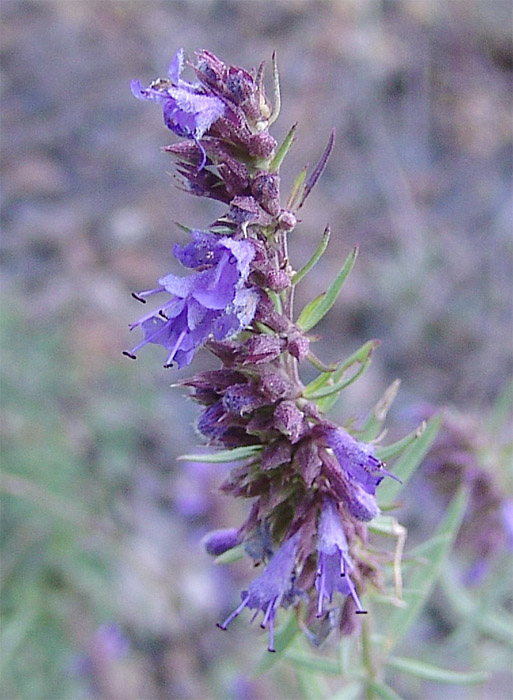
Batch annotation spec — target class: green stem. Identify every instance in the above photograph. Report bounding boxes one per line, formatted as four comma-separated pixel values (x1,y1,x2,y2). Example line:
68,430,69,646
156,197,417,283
361,616,377,700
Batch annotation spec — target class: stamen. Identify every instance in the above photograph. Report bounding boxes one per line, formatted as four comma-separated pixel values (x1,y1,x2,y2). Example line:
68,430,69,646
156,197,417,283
217,594,250,630
131,292,147,304
260,597,276,629
122,351,137,360
267,614,276,653
164,329,187,367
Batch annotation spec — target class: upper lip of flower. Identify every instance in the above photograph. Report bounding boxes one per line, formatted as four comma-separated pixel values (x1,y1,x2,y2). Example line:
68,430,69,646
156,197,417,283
131,49,225,169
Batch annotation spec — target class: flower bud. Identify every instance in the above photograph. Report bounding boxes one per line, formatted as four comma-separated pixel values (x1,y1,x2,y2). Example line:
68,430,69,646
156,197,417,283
222,384,267,416
274,401,305,444
259,371,293,401
203,528,241,556
287,332,309,361
251,172,280,216
248,131,277,158
241,335,285,364
278,210,297,231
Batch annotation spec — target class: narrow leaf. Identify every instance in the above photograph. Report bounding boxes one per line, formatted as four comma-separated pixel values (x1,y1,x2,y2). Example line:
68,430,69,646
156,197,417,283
287,166,308,210
295,666,332,700
268,51,281,126
270,122,297,172
298,130,335,209
383,488,468,651
440,567,513,647
375,422,427,462
178,445,263,463
309,363,369,402
386,656,488,685
296,247,358,332
377,414,442,505
367,681,406,700
285,650,341,675
292,225,331,286
356,380,402,442
304,340,380,399
327,682,363,700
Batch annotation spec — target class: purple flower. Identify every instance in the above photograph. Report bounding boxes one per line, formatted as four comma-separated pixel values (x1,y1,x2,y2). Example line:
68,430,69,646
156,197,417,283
323,427,399,495
217,532,301,652
124,233,258,368
501,499,513,550
316,500,366,616
131,49,225,168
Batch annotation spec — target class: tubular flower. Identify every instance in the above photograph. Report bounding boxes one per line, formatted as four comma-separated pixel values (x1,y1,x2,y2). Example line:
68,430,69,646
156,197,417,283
217,532,301,652
124,233,258,368
131,48,225,167
316,500,366,616
323,426,400,495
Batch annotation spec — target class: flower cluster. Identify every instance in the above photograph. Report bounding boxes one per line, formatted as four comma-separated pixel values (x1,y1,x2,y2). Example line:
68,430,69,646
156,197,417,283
127,49,401,650
421,407,513,584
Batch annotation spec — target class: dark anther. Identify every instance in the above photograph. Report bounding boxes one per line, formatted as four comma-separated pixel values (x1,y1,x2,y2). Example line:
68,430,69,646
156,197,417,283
216,623,227,631
132,293,147,304
355,610,368,615
163,363,174,369
159,310,169,319
123,351,137,360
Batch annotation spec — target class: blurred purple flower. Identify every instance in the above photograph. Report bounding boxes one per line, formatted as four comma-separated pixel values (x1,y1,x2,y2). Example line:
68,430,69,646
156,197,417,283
125,234,258,368
323,427,399,495
501,499,513,549
131,49,224,168
203,528,241,556
217,532,301,652
316,500,366,615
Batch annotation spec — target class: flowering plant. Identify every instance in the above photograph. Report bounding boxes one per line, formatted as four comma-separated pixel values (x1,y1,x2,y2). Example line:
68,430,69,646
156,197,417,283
126,49,486,695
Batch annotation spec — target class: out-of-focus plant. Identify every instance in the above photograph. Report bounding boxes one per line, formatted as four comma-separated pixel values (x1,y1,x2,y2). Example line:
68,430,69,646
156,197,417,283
122,49,494,698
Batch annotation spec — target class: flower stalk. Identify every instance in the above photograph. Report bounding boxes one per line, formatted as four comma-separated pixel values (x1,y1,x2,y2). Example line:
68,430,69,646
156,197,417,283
126,49,416,650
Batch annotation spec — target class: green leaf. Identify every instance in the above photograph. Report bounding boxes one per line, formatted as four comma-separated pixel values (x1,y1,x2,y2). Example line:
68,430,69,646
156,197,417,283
386,656,488,685
268,51,281,126
178,445,263,463
285,649,341,675
287,166,308,210
356,380,401,442
439,566,513,647
270,123,297,172
295,666,332,700
304,340,379,400
377,414,442,506
374,422,427,462
327,682,363,700
292,225,331,286
254,612,300,674
383,487,468,651
367,681,406,700
367,681,403,700
305,342,380,412
296,247,358,333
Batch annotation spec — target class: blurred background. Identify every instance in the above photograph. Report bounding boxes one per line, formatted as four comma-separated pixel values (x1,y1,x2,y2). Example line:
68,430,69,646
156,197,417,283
1,1,512,698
